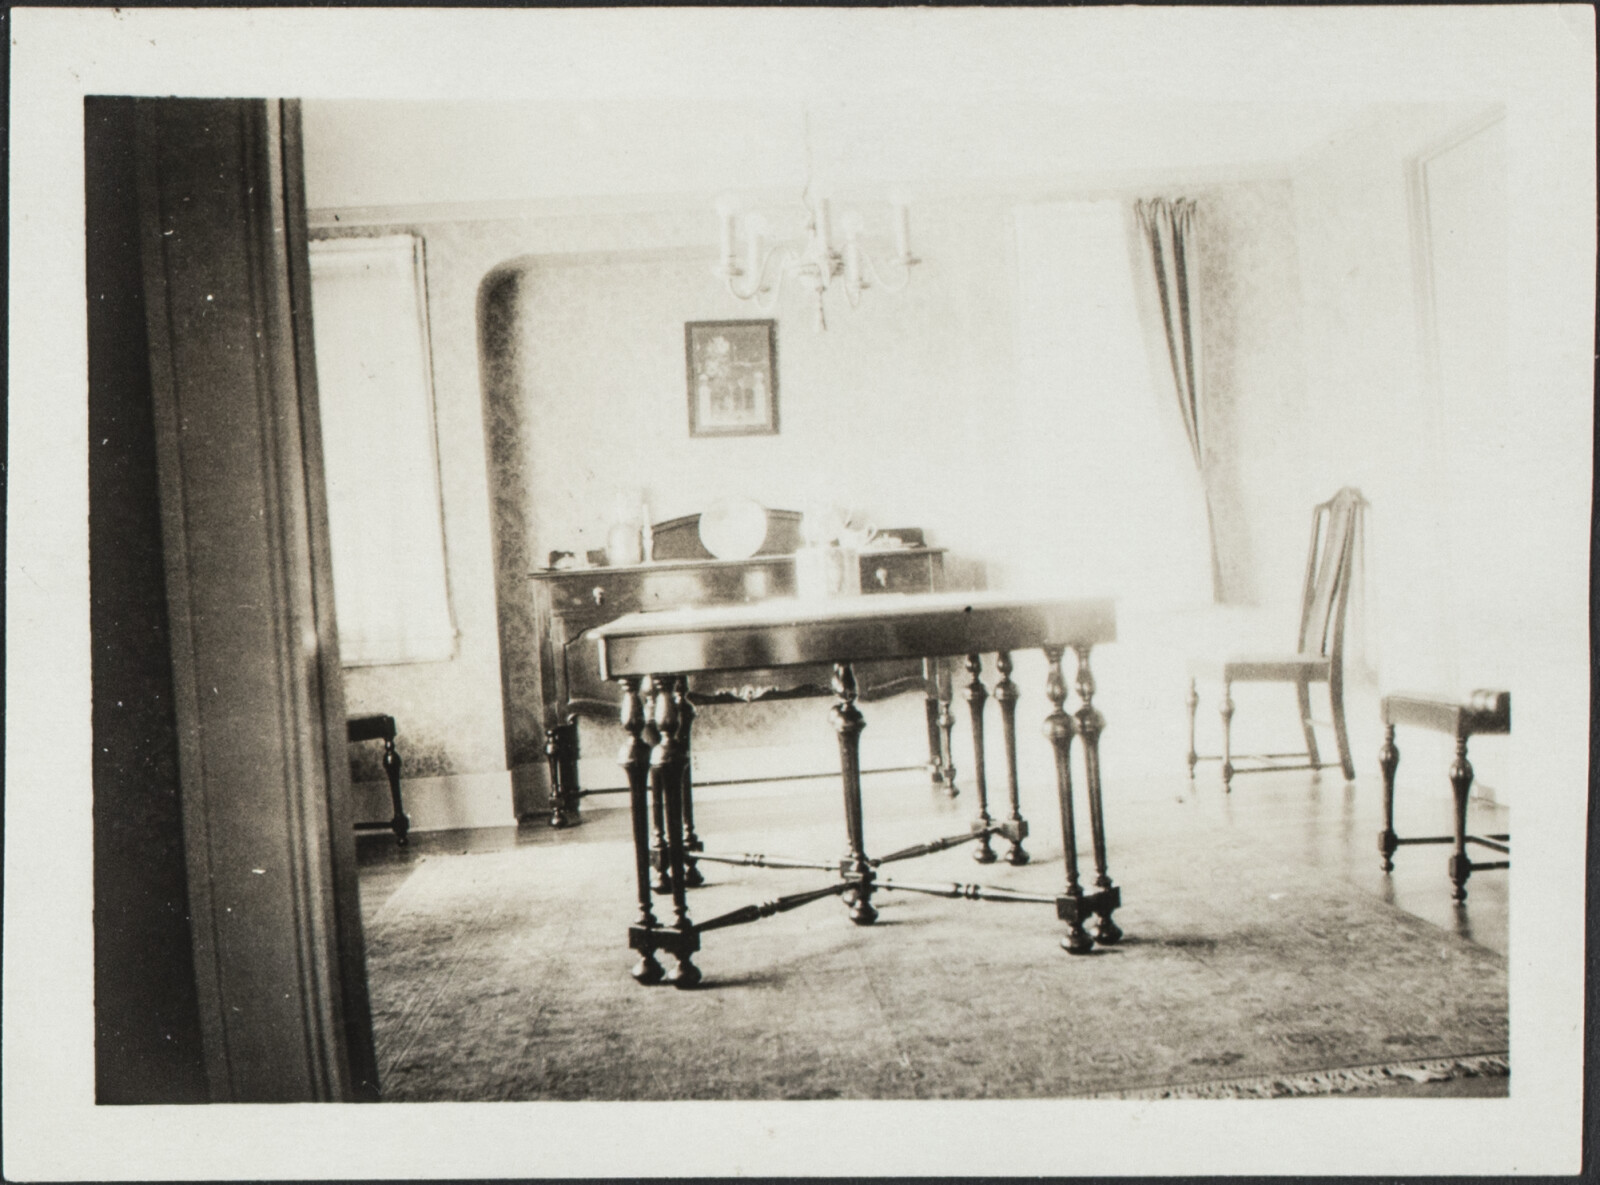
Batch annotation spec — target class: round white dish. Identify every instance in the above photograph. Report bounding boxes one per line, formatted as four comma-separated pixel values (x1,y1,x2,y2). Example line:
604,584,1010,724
699,497,769,560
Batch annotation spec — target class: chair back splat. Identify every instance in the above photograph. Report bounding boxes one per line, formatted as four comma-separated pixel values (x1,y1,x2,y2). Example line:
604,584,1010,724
1297,486,1367,662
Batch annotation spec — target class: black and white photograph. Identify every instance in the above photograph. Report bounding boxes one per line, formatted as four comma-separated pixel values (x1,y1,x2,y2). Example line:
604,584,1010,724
5,6,1594,1180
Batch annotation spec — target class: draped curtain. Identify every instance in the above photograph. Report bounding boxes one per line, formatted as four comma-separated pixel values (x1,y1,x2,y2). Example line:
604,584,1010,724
1133,197,1224,602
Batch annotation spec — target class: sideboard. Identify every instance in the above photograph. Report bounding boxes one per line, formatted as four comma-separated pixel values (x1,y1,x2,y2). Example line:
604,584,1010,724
529,545,950,826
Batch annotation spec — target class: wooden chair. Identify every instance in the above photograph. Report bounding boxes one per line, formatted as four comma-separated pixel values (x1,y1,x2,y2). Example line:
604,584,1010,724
1187,487,1367,790
348,714,409,844
1378,690,1510,900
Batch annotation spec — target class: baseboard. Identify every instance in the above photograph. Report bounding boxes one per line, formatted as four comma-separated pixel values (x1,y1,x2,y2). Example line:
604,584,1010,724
351,769,516,833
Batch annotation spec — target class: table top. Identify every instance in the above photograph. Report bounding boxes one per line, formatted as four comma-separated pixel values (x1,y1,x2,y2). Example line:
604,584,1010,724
593,590,1117,678
530,545,944,581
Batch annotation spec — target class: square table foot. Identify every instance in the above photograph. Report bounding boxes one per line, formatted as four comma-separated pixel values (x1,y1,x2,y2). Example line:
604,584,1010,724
630,923,699,984
1056,885,1122,952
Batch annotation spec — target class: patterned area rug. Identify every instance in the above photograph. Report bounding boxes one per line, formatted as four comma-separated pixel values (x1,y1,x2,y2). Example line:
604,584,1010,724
363,798,1508,1102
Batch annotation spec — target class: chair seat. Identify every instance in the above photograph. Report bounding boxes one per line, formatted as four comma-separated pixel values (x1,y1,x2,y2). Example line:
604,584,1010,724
1383,690,1510,737
1188,652,1332,682
347,713,396,744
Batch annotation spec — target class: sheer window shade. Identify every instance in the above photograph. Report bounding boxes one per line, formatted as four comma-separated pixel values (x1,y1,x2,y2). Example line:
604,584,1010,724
308,235,455,666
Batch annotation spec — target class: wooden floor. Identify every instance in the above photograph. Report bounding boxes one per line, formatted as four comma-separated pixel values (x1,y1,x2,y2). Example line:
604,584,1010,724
359,770,1508,951
357,760,1509,1099
356,745,1504,1093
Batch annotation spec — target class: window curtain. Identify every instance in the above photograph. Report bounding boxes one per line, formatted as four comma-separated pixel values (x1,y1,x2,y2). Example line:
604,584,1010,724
308,234,456,666
1133,198,1224,602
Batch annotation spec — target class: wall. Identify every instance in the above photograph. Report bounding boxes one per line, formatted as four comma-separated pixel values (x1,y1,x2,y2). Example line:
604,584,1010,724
1274,104,1514,783
313,220,527,829
304,128,1421,809
1194,178,1308,610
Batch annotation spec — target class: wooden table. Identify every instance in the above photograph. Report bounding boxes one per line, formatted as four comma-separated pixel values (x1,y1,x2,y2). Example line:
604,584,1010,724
593,590,1121,987
529,546,949,827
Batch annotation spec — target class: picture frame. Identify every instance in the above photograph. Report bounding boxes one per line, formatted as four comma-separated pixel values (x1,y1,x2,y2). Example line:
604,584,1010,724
685,319,779,437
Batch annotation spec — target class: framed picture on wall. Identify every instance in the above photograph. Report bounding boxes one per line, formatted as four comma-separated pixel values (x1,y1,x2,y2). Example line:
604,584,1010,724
685,319,779,437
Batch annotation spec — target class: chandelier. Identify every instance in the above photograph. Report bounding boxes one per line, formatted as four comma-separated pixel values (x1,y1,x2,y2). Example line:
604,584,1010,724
713,118,919,330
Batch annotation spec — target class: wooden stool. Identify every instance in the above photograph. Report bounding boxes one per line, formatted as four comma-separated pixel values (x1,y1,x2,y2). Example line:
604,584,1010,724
1378,690,1510,900
348,714,409,845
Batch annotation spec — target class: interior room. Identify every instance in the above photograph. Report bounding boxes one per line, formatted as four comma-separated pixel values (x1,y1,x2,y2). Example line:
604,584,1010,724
22,7,1591,1179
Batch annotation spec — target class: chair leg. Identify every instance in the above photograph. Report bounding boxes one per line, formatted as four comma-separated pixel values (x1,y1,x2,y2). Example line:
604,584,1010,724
1296,679,1322,769
1219,680,1234,791
1185,679,1199,778
1329,668,1355,781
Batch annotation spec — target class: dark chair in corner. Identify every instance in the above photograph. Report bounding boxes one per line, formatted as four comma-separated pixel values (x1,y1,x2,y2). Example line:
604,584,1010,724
1187,487,1367,790
348,714,409,844
1378,690,1511,900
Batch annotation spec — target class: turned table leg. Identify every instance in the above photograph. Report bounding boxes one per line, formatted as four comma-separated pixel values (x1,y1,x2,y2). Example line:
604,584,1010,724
1044,646,1093,953
937,661,958,796
923,658,946,788
832,663,878,925
672,677,704,888
994,651,1029,866
964,654,998,864
619,679,665,984
643,678,671,894
1075,645,1120,944
651,678,701,986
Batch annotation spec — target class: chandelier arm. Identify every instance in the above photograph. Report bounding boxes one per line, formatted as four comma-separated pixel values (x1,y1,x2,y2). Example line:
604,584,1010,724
723,244,796,306
857,244,919,294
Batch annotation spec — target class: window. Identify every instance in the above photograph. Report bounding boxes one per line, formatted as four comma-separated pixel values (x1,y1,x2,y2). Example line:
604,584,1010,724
308,234,455,666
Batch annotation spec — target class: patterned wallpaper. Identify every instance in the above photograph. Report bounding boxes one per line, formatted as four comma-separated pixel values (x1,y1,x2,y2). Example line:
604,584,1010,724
325,184,1308,796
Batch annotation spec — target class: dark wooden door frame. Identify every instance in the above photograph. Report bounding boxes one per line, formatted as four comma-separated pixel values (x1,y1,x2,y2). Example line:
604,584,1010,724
135,97,377,1101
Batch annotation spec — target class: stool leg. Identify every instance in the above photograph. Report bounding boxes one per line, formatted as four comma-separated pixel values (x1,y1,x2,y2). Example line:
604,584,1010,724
1448,732,1474,902
1219,680,1235,791
1378,723,1399,872
1185,679,1199,779
382,735,409,845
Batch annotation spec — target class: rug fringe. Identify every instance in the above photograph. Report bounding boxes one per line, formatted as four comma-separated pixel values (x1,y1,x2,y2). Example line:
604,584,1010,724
1082,1052,1509,1100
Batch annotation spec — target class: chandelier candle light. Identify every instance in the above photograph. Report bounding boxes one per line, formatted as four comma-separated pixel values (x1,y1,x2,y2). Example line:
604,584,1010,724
715,188,919,331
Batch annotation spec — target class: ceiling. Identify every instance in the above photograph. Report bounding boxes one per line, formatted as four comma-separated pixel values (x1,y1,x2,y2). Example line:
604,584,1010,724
300,99,1376,213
